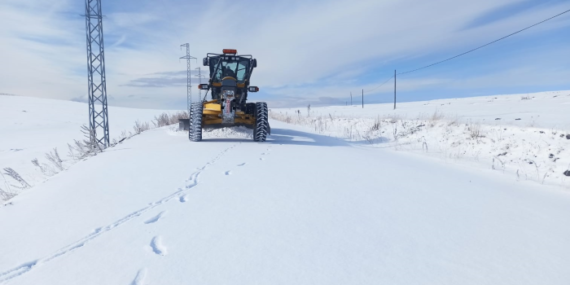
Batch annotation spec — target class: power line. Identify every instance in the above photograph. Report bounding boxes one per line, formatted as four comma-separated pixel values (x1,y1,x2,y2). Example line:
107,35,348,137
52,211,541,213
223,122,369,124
397,7,570,76
362,7,570,95
364,75,394,93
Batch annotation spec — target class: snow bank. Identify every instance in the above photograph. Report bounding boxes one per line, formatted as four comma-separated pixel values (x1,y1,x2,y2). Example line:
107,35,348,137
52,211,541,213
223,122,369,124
271,91,570,188
0,95,182,199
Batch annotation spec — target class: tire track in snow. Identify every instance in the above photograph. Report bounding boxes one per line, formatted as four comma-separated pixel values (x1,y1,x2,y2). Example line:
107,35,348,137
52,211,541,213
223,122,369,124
0,144,239,284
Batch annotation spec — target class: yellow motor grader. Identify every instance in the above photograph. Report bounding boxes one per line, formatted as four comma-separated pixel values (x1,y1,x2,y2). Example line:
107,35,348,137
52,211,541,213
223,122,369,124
189,49,269,142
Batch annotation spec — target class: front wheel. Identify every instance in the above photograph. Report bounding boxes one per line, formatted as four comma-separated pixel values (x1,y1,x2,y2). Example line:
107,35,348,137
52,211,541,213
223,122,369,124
253,102,269,142
189,102,203,142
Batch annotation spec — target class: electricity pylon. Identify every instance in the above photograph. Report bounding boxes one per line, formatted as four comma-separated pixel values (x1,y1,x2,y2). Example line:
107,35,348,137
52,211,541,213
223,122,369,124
180,43,196,113
84,0,110,148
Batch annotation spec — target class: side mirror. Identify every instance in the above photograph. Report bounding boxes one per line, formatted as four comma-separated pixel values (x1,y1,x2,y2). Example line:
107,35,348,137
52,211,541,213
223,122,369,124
248,86,259,92
203,57,209,66
198,84,209,90
252,59,257,68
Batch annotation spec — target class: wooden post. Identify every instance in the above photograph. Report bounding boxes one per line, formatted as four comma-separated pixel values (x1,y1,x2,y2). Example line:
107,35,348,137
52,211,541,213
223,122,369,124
394,70,397,110
361,89,364,108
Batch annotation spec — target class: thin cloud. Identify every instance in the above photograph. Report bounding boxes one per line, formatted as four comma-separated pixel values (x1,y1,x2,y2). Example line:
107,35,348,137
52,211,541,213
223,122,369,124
0,0,569,109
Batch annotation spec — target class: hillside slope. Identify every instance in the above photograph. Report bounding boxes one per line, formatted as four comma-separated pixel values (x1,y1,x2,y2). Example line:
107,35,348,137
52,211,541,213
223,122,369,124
0,95,176,193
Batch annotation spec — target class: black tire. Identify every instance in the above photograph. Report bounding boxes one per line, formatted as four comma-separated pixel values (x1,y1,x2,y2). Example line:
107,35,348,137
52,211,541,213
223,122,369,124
253,102,269,142
189,102,203,142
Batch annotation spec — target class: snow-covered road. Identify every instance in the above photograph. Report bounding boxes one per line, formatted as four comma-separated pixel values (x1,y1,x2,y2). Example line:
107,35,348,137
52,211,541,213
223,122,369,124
1,120,569,284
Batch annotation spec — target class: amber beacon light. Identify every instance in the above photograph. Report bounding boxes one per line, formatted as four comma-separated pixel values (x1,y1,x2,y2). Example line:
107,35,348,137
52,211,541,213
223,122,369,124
223,49,237,54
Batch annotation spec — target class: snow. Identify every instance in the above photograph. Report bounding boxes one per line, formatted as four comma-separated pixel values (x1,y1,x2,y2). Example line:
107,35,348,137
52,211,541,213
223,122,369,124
298,90,570,129
1,95,570,284
271,90,570,188
0,95,175,189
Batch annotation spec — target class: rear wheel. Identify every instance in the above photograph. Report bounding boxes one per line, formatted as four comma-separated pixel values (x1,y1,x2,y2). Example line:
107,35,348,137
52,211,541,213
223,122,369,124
253,102,269,142
189,102,203,142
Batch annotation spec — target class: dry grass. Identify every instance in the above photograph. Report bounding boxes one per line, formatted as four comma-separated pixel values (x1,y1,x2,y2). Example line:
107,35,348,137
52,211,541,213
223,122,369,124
3,168,30,190
3,111,190,201
45,148,64,171
468,123,484,140
430,111,445,121
153,111,188,128
369,116,382,132
133,121,151,135
0,187,16,201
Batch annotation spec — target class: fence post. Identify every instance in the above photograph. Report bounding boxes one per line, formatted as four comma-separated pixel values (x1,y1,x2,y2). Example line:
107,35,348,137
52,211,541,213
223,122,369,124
394,70,397,110
362,89,364,108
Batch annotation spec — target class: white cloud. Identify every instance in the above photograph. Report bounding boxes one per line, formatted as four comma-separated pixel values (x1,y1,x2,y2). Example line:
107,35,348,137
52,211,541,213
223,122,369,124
0,0,568,109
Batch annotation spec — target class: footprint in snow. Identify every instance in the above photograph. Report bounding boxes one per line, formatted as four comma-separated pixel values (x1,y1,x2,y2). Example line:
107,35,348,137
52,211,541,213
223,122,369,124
259,157,265,161
150,236,167,256
225,170,232,175
179,195,188,203
144,211,165,224
131,268,148,285
237,163,246,167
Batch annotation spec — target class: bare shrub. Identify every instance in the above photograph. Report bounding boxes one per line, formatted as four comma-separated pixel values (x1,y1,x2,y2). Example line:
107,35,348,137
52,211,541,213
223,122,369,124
133,120,150,134
45,148,64,171
170,111,188,124
67,125,103,160
81,125,103,153
430,111,444,121
151,112,188,127
448,115,459,126
31,158,54,175
0,187,16,201
370,116,381,132
153,113,170,127
0,172,17,201
521,96,531,100
3,168,30,189
392,124,398,141
468,123,483,140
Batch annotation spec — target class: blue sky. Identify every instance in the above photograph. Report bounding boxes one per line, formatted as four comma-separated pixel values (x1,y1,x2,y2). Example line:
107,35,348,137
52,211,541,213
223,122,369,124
0,0,569,109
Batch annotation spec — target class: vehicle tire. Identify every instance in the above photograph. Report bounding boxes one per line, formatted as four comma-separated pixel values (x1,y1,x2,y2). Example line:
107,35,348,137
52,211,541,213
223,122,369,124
189,102,203,142
253,102,269,142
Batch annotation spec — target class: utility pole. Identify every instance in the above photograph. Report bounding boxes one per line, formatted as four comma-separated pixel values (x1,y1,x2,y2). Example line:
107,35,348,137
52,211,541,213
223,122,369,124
180,43,196,114
84,0,109,148
361,89,364,109
394,70,397,110
350,92,353,106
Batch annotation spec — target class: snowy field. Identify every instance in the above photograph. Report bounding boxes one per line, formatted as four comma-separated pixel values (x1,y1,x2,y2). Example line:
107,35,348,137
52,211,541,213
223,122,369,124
1,94,570,284
0,95,180,197
271,90,570,188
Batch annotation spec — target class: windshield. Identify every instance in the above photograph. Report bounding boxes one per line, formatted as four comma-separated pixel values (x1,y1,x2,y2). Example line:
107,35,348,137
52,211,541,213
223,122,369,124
211,58,250,82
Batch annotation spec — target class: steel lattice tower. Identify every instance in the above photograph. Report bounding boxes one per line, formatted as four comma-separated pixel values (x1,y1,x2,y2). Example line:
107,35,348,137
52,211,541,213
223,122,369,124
180,43,196,112
85,0,110,148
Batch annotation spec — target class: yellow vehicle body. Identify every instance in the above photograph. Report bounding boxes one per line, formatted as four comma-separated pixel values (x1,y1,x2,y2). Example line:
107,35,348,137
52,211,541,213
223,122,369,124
201,100,256,128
